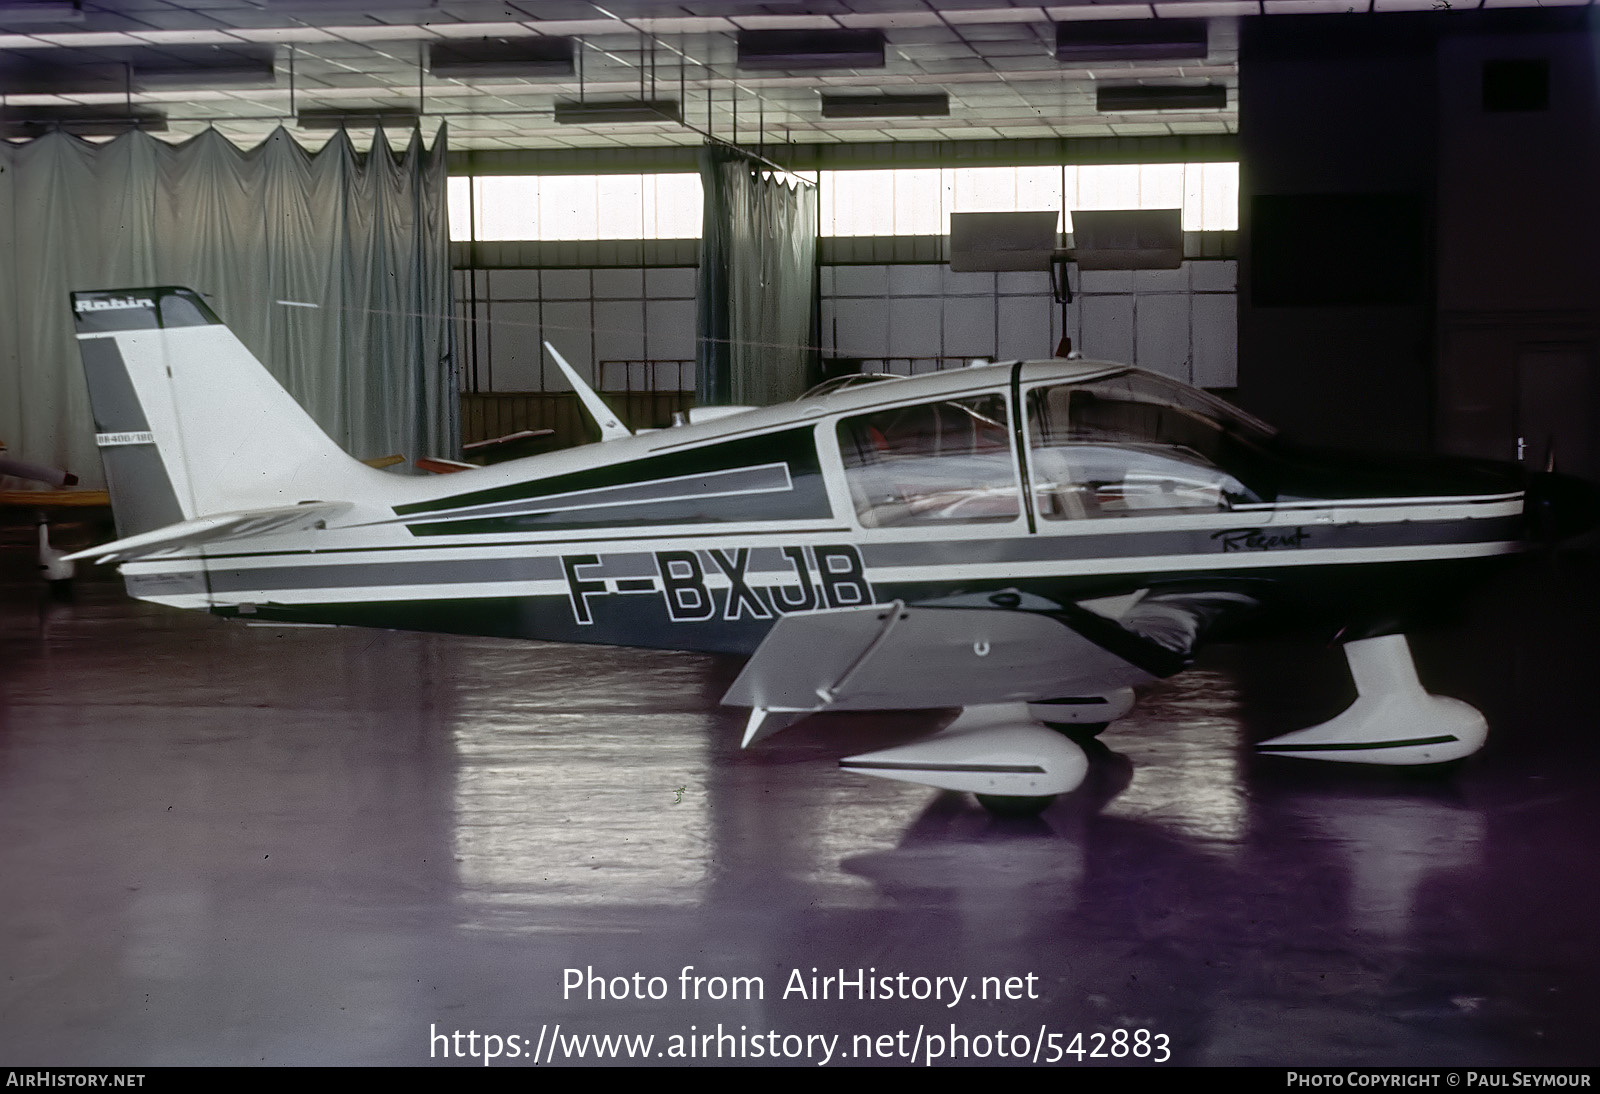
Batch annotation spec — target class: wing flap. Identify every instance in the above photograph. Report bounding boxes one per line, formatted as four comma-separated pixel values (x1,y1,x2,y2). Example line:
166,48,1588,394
722,602,1165,716
63,501,352,564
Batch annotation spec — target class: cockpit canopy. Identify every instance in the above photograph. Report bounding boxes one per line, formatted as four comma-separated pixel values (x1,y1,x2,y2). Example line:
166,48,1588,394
836,366,1281,527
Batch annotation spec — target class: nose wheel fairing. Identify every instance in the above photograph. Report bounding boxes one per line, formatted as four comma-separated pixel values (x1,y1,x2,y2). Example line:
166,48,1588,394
1255,634,1488,765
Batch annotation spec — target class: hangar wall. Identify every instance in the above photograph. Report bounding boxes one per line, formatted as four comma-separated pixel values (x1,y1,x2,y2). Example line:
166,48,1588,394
1239,10,1600,467
452,258,1238,443
449,136,1241,444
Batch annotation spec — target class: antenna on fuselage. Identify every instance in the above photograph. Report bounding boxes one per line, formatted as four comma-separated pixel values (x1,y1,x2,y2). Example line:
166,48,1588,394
542,341,632,442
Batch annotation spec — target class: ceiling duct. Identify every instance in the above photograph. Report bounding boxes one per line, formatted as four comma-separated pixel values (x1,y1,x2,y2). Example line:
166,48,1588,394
133,48,276,91
820,93,948,119
297,108,422,130
0,1,83,25
1096,84,1227,112
429,38,575,79
553,99,681,125
0,107,165,139
737,28,885,71
1056,19,1208,64
0,47,275,95
261,0,435,10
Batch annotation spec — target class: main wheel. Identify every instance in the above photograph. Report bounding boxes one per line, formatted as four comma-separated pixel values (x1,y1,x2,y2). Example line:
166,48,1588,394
975,793,1055,817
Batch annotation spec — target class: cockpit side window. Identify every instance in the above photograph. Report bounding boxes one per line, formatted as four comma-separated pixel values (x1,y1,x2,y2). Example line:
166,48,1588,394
837,393,1021,527
1026,380,1256,519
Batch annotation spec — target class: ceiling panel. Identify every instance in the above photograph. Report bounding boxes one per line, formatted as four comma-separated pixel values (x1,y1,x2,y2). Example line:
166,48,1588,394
0,0,1268,150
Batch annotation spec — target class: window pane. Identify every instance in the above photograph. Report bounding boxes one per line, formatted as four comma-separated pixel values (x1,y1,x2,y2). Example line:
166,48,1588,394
447,176,473,242
539,175,599,241
455,173,702,241
837,394,1020,527
652,174,704,238
596,175,645,240
893,169,944,235
474,176,542,241
1026,377,1262,520
827,170,896,236
1075,164,1142,211
1137,163,1184,211
1199,162,1239,231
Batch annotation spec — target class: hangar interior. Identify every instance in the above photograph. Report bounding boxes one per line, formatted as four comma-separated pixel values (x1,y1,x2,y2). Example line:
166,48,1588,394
2,0,1600,1068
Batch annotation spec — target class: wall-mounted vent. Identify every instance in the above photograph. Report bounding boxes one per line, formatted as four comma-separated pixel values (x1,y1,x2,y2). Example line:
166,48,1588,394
1057,19,1208,64
738,29,885,71
1070,209,1183,270
949,211,1059,272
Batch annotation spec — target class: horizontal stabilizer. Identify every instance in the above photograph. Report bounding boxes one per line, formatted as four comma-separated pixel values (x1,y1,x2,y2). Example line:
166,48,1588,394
723,602,1160,716
63,501,352,564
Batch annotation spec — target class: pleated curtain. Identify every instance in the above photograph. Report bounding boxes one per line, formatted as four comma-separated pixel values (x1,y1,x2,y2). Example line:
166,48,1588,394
695,141,818,407
0,124,457,489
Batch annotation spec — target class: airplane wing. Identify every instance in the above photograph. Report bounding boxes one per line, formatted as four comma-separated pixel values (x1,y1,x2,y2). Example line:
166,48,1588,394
62,501,352,565
724,588,1256,747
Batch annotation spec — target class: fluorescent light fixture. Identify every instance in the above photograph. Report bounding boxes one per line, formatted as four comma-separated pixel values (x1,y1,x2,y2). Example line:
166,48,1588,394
297,108,422,130
1097,84,1227,111
1056,19,1208,63
820,92,948,119
1,106,164,138
737,28,885,70
552,99,681,124
429,37,574,79
0,1,83,25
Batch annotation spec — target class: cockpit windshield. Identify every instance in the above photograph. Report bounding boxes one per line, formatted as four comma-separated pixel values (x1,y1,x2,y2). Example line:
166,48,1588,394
1027,369,1277,518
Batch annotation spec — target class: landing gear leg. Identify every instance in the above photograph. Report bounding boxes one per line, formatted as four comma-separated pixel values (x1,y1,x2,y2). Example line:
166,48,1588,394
1255,634,1487,765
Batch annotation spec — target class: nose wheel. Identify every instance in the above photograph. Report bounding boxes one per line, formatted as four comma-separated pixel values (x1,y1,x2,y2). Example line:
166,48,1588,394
974,793,1057,817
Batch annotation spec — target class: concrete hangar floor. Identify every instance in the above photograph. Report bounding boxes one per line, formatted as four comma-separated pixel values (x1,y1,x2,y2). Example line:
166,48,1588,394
1,523,1598,1069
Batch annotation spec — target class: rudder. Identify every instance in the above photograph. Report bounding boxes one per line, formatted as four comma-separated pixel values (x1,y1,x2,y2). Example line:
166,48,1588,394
72,286,392,538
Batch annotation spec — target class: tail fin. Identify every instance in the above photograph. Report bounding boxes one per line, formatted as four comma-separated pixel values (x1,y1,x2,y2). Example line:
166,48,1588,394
72,287,392,538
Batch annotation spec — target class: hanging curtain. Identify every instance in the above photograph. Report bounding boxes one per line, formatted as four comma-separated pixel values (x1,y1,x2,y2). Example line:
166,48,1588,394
695,142,817,407
0,125,456,490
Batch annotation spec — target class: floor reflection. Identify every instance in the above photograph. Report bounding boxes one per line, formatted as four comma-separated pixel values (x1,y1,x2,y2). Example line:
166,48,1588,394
2,548,1599,1065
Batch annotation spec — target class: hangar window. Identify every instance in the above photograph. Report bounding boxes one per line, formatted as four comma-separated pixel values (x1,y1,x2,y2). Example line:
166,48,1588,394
448,173,703,242
837,394,1021,527
819,162,1238,236
448,162,1238,241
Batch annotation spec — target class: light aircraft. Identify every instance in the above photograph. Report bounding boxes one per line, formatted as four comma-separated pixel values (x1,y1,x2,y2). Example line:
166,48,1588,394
63,286,1591,814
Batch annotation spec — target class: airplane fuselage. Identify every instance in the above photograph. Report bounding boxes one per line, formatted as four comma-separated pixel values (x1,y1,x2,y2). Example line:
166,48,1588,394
117,359,1526,654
